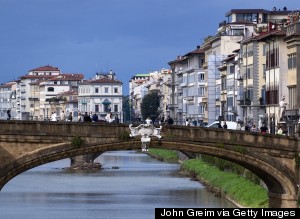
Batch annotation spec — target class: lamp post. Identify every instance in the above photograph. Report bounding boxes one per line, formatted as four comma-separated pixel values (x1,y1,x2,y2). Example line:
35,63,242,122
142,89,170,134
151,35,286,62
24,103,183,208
46,107,49,121
43,108,45,121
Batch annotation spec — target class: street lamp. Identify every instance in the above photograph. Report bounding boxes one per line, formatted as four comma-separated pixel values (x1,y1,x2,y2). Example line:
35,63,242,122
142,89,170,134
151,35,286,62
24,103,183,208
46,106,49,121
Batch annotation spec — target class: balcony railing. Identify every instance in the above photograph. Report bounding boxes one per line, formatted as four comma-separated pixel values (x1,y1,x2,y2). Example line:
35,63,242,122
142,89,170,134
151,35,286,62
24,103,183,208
237,99,251,106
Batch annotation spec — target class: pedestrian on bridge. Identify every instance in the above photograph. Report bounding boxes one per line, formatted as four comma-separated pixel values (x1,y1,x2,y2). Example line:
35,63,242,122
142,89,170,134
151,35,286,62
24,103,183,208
260,124,268,134
7,110,11,120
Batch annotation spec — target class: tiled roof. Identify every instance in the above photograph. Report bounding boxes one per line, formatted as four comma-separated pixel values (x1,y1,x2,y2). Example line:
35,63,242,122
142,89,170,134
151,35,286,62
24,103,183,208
241,30,286,43
184,48,204,56
49,74,84,81
20,75,56,79
0,82,15,88
29,65,60,72
81,78,122,85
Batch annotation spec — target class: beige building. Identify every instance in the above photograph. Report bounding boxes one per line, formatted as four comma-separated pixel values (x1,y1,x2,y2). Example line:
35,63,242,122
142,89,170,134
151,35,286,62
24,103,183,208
283,12,300,135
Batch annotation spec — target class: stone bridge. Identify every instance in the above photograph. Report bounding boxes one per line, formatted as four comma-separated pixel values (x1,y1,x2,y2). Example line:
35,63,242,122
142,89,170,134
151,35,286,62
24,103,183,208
0,120,299,208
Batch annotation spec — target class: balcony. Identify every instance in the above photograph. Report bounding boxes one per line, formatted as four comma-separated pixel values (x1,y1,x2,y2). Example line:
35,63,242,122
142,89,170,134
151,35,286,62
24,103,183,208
180,82,187,87
237,99,251,106
187,96,194,101
28,97,39,101
167,104,178,110
201,97,208,103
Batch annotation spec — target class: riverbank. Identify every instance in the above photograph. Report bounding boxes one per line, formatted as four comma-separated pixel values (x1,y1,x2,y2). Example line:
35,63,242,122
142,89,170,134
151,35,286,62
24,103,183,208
146,148,268,208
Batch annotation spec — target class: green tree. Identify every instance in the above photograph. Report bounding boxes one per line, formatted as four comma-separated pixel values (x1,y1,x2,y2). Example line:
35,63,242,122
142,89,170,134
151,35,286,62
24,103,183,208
141,92,160,121
122,95,131,123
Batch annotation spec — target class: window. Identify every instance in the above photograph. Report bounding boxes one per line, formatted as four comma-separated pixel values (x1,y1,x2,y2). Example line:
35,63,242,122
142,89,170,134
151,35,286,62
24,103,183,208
229,65,235,74
246,65,253,79
95,104,99,112
288,53,297,70
198,103,205,114
183,88,187,97
95,88,99,93
114,87,118,93
198,86,205,96
266,41,279,69
244,89,253,101
104,104,111,112
188,73,195,83
114,105,118,112
221,77,227,91
227,78,234,91
104,87,109,93
215,85,220,99
48,87,54,92
198,73,205,82
227,97,233,107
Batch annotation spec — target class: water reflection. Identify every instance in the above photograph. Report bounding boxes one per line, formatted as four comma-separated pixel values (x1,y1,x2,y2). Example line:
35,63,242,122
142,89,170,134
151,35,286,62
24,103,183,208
0,150,234,219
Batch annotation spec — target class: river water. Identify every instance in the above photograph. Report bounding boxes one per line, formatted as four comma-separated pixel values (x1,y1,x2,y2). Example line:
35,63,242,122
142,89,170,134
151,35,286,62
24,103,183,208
0,150,235,219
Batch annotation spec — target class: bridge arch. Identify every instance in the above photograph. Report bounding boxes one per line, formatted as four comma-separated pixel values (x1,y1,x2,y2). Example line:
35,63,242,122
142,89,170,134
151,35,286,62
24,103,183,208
0,139,298,208
0,120,299,208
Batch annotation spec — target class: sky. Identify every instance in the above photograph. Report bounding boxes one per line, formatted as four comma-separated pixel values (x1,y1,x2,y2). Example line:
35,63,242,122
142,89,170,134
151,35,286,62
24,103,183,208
0,0,299,94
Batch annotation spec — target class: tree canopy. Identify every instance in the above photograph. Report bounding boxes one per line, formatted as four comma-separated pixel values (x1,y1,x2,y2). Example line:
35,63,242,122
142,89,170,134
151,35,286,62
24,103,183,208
141,92,160,121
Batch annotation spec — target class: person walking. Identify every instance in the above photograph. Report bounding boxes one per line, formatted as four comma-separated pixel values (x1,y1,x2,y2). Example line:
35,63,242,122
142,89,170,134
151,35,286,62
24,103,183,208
223,122,228,129
78,112,82,122
60,110,66,121
105,112,114,123
67,112,73,122
114,115,119,123
7,110,11,120
83,112,91,122
92,113,98,122
166,116,174,125
51,112,57,121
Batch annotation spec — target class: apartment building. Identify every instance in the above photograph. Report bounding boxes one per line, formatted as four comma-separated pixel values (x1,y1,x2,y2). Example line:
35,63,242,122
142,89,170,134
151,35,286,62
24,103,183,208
283,12,300,135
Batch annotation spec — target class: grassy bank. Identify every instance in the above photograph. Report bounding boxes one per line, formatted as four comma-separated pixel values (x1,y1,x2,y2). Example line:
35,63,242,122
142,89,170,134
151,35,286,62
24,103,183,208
181,159,268,208
147,148,178,163
146,149,268,207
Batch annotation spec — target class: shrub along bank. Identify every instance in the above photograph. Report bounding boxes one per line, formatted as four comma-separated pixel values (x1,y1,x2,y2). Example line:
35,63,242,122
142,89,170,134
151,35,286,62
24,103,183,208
146,148,268,208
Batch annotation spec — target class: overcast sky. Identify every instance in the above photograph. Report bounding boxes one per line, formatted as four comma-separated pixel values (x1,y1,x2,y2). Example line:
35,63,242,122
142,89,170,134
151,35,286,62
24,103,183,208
0,0,298,94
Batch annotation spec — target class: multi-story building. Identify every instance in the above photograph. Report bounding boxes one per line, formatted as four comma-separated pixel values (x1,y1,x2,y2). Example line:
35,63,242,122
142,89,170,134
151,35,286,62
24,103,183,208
16,65,61,120
200,8,294,126
218,53,242,123
168,47,206,125
42,73,84,120
283,11,300,135
129,73,150,122
129,69,172,123
0,81,17,120
11,65,84,120
146,69,172,120
78,71,123,121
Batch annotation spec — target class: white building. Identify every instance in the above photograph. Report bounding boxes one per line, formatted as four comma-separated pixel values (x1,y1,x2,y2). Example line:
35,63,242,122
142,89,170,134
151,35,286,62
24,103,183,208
0,81,17,120
78,71,123,121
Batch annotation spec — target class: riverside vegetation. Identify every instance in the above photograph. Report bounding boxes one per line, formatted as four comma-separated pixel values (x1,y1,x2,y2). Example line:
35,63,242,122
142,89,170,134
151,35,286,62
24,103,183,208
147,148,268,208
